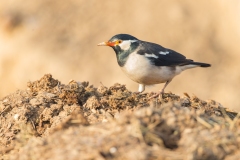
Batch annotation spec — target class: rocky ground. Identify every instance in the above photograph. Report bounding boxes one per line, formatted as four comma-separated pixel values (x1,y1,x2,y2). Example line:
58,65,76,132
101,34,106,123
0,74,239,160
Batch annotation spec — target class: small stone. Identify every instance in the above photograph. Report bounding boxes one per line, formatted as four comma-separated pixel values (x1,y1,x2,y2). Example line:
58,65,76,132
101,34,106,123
13,114,20,120
30,98,42,106
109,147,117,154
3,99,9,103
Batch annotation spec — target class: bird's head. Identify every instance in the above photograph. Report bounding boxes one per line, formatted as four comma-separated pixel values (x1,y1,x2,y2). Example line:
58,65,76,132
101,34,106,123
98,34,139,53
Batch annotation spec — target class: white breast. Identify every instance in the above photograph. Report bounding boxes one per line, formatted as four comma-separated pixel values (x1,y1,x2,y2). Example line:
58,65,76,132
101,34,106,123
121,52,183,85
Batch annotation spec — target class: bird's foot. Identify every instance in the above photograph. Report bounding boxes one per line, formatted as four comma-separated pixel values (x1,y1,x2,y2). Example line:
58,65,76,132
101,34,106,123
133,91,141,94
133,91,147,96
148,91,164,100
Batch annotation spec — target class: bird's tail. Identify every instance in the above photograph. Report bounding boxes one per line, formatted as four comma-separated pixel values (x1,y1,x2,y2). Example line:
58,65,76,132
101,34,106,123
179,60,211,71
190,62,211,67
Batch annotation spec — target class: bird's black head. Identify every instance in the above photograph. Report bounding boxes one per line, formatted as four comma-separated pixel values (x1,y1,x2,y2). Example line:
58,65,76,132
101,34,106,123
109,34,138,42
98,34,139,49
98,34,140,67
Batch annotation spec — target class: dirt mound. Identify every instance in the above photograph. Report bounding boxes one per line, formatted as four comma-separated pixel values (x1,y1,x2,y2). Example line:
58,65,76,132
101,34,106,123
0,74,239,160
1,0,240,111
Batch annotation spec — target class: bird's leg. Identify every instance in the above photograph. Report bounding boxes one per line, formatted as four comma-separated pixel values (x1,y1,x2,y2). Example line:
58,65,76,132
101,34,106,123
134,84,145,94
149,80,172,99
160,80,172,94
138,84,145,93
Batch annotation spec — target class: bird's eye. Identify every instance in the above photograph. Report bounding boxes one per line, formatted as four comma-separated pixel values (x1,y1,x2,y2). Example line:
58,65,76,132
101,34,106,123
118,40,122,44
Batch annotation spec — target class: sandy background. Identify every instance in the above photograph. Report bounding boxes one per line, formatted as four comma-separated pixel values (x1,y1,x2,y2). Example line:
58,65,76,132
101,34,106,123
0,0,240,111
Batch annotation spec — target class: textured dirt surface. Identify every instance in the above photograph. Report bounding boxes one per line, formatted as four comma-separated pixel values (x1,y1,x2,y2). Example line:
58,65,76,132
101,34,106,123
0,74,239,160
0,0,240,111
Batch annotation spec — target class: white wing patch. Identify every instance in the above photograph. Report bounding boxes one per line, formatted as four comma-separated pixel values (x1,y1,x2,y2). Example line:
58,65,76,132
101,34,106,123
145,53,158,58
159,51,170,55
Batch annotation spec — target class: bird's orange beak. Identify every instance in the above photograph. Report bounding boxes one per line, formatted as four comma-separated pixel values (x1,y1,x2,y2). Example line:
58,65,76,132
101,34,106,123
97,41,115,47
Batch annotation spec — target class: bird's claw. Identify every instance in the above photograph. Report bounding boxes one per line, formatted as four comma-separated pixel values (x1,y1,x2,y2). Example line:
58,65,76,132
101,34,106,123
148,91,164,100
133,91,141,94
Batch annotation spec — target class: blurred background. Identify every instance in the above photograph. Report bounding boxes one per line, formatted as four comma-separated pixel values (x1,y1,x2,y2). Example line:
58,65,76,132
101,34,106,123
0,0,240,111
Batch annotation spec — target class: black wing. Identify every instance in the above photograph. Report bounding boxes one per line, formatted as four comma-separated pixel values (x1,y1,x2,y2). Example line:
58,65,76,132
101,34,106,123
137,41,193,66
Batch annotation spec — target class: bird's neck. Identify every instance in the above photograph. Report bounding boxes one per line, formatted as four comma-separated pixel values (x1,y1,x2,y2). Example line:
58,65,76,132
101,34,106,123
113,43,139,67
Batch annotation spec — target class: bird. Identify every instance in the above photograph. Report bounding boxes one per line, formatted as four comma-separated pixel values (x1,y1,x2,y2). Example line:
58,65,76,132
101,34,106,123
97,34,211,98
